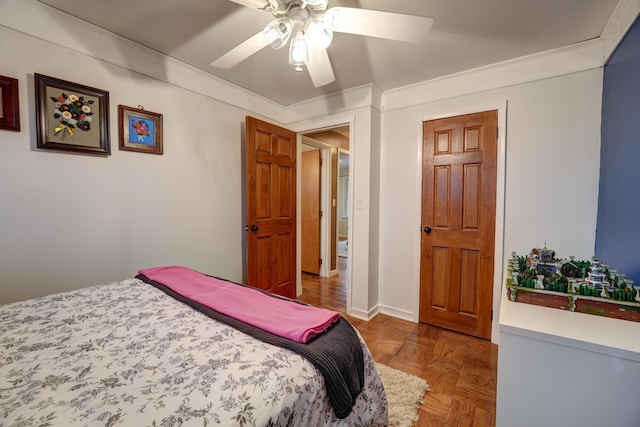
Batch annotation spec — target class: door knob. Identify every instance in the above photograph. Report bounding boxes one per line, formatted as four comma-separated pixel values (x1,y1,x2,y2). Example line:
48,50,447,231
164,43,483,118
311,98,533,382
250,224,259,232
423,226,432,234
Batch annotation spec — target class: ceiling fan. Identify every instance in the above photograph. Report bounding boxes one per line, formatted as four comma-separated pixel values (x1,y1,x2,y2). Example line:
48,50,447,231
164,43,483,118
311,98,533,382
211,0,434,88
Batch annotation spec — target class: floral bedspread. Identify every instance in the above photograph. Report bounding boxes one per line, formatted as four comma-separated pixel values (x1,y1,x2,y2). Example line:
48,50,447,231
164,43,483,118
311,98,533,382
0,279,388,426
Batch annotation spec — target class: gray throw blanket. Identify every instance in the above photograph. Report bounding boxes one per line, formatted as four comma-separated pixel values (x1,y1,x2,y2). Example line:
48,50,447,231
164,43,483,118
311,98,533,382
136,273,365,419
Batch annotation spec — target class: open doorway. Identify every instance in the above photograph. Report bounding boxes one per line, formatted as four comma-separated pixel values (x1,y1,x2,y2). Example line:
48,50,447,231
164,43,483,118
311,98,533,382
298,125,350,312
301,126,350,279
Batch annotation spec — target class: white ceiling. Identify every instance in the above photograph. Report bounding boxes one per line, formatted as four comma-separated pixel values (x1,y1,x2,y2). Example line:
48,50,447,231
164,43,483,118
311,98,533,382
38,0,621,106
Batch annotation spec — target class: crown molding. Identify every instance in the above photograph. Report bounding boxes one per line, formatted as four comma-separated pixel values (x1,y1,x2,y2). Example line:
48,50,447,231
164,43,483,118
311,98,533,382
6,0,638,122
283,83,380,123
382,2,640,113
2,0,288,122
381,39,605,112
601,0,640,62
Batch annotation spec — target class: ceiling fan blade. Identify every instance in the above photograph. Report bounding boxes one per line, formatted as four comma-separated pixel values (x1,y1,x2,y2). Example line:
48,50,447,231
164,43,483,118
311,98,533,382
227,0,271,11
210,31,268,69
306,47,335,88
325,7,433,43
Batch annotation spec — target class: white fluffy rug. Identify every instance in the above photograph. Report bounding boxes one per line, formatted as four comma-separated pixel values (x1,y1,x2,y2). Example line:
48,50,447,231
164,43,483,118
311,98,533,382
376,363,430,427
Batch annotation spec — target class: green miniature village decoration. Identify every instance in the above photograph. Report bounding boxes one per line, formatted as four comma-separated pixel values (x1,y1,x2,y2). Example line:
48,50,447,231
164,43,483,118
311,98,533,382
506,246,640,323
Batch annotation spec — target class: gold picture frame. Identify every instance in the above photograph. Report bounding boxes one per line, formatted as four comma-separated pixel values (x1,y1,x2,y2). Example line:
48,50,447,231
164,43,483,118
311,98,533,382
118,105,163,155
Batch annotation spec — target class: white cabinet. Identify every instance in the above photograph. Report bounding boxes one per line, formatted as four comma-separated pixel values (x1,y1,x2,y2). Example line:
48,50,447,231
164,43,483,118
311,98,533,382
497,287,640,427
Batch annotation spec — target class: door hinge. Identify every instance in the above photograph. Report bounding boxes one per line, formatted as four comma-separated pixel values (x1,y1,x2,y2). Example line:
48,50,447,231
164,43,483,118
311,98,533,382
320,210,323,219
491,309,494,321
319,258,323,266
496,127,499,138
320,157,323,167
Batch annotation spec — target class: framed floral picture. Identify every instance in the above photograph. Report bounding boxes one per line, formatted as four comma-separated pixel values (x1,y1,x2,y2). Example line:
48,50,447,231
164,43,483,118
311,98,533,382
35,73,110,155
118,105,163,155
0,74,20,132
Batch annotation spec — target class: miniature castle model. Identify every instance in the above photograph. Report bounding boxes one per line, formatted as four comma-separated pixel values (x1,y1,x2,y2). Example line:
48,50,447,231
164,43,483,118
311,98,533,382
510,247,638,303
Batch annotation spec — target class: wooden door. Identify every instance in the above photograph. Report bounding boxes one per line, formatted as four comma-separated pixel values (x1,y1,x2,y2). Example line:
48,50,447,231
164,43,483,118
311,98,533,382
301,150,321,274
419,110,497,339
245,116,296,299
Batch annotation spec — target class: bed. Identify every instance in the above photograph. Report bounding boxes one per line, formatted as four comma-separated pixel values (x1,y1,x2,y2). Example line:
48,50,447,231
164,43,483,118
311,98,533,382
0,267,388,426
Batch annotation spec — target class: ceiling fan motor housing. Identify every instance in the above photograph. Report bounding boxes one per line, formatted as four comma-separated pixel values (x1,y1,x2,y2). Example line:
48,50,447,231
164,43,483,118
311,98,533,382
271,0,328,18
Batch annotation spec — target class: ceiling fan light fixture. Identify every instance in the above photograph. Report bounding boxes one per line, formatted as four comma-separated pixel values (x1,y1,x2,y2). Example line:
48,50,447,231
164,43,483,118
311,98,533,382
214,1,433,87
304,0,328,11
263,18,293,49
289,29,308,70
322,7,340,31
305,19,333,49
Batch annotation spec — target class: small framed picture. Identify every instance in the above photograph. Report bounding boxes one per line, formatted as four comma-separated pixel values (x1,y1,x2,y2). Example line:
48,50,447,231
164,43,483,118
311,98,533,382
0,74,20,132
118,105,163,155
34,73,110,155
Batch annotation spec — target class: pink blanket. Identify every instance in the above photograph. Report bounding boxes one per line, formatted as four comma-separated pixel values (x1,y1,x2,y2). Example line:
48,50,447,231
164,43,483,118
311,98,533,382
138,266,340,343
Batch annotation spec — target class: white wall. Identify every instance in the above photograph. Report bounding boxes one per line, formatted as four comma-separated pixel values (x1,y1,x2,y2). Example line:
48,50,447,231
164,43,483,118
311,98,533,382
0,0,385,319
377,69,603,341
0,24,258,303
288,103,380,320
1,1,626,339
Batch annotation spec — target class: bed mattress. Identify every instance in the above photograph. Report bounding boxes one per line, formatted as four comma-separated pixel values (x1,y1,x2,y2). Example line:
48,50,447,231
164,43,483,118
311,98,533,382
0,277,388,426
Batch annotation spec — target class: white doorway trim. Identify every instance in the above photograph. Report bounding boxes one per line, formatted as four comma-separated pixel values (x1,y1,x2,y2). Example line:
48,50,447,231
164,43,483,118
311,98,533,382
415,101,507,344
293,119,354,312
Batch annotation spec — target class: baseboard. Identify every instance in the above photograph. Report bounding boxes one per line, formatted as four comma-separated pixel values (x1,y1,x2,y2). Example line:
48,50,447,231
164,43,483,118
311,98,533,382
348,304,381,321
379,305,416,323
349,304,417,323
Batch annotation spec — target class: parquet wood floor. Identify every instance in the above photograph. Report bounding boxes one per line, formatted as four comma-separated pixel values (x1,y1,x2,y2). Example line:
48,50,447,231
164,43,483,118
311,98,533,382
297,257,498,427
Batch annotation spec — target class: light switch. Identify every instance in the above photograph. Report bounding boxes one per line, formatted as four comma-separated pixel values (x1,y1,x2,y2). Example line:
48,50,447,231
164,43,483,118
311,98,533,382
356,198,365,210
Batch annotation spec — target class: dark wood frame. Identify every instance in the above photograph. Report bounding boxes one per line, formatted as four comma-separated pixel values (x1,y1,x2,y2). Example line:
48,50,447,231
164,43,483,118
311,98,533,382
35,73,110,155
0,75,20,132
118,105,163,155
